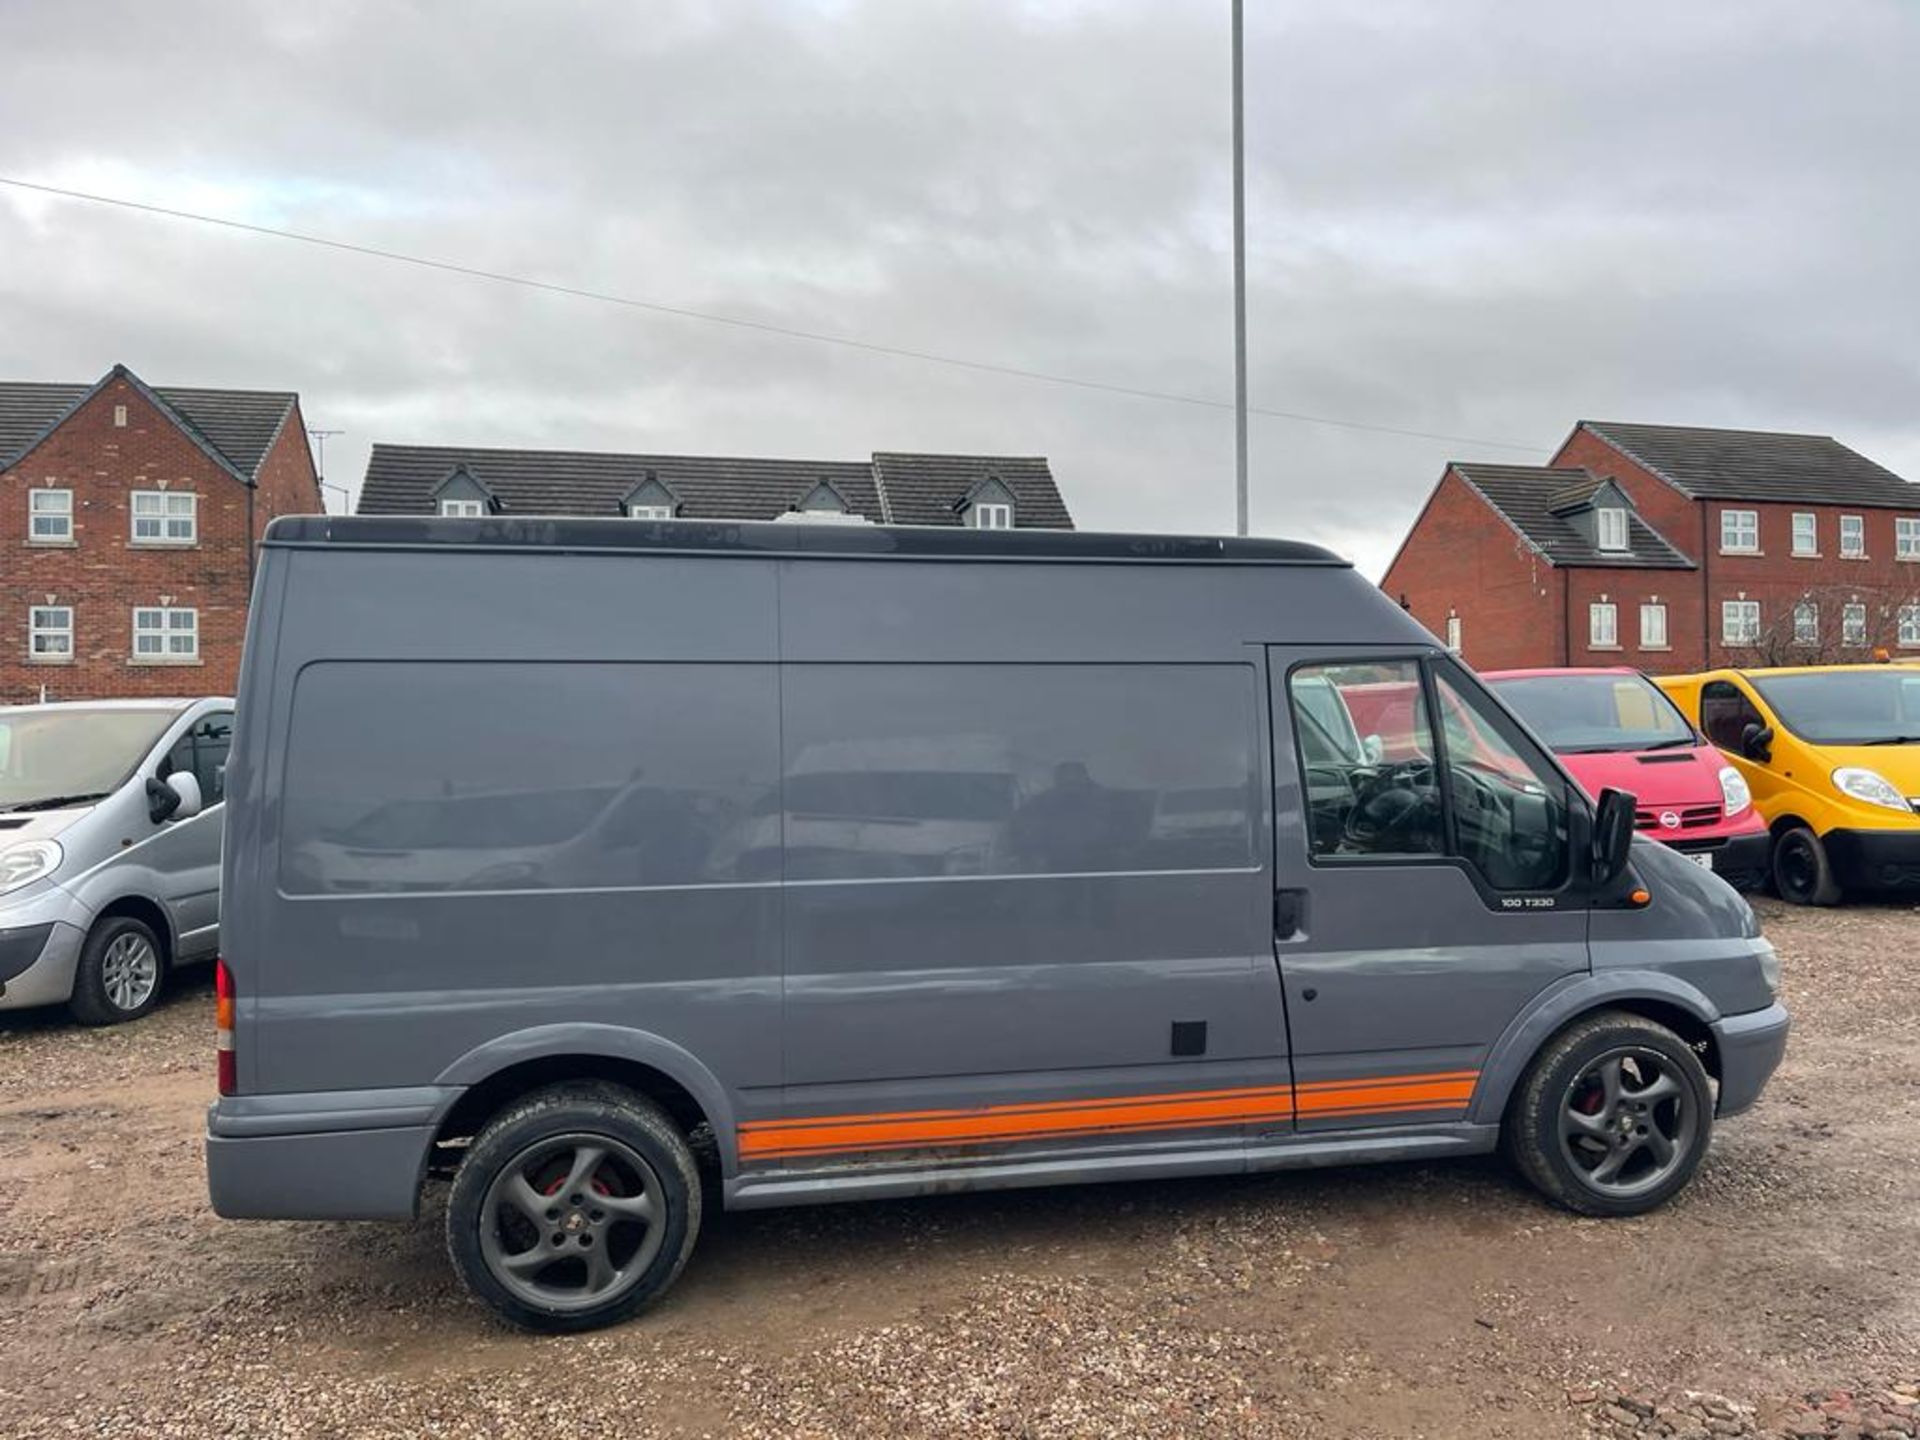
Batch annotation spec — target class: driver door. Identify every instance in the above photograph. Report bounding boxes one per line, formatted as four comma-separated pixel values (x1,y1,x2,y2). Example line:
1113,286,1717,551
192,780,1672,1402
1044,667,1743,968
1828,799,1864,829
1270,652,1589,1130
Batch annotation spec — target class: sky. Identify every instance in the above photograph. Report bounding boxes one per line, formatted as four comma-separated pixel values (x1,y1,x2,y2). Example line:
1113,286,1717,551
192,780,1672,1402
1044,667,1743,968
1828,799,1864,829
2,0,1916,579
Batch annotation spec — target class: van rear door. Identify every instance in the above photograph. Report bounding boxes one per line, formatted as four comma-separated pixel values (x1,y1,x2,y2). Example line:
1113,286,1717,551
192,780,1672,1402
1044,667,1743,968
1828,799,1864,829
1269,651,1588,1130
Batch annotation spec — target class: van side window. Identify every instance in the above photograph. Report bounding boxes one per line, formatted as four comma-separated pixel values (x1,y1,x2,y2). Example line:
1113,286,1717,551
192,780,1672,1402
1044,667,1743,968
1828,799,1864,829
280,663,780,894
163,710,234,806
1700,680,1765,751
1288,661,1443,861
1431,671,1569,891
779,663,1258,880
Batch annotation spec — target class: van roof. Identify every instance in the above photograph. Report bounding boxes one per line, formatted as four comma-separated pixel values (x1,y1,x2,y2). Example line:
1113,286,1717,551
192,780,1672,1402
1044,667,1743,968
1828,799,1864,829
263,515,1349,567
1666,663,1911,682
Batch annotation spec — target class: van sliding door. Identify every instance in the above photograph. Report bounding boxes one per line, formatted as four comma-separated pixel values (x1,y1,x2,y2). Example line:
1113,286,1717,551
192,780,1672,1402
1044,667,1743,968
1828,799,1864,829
763,659,1291,1170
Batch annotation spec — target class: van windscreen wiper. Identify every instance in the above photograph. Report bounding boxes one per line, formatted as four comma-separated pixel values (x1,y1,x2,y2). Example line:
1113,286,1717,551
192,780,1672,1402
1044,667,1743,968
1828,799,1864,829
1,791,112,813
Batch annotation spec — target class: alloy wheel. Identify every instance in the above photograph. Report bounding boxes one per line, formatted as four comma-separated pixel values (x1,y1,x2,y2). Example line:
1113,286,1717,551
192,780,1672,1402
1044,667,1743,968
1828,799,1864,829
1558,1047,1698,1200
100,932,159,1013
477,1134,667,1313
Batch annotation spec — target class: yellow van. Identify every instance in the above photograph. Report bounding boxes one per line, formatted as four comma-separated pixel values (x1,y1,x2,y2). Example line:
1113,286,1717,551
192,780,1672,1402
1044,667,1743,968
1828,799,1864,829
1657,664,1920,904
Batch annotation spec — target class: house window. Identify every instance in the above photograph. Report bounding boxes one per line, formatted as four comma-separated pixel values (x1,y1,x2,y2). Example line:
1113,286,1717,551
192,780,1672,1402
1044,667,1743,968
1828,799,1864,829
133,606,199,662
29,488,72,543
972,502,1013,530
131,490,197,544
1445,614,1462,650
1589,602,1618,648
1843,603,1868,647
627,504,674,520
1793,601,1819,645
1902,605,1920,649
1840,514,1866,558
1791,512,1817,556
1722,600,1761,646
1719,509,1759,554
113,404,127,428
28,605,72,660
1595,507,1628,552
439,499,485,518
1640,603,1668,649
1899,517,1920,560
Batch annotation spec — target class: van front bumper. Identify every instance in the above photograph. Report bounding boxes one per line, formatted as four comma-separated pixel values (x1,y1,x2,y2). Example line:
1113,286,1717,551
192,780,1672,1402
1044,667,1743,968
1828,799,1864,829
1819,829,1920,892
205,1086,458,1221
1710,1002,1790,1118
0,920,84,1011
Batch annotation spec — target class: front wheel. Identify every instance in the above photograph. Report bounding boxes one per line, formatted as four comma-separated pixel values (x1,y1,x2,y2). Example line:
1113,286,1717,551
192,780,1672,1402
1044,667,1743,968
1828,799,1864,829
446,1082,701,1333
1505,1011,1713,1218
1772,826,1841,906
68,916,166,1026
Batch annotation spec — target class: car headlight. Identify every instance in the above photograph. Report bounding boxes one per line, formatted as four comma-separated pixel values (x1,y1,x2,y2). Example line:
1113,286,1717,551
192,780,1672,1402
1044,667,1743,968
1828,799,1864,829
0,839,62,895
1832,766,1913,814
1717,765,1752,817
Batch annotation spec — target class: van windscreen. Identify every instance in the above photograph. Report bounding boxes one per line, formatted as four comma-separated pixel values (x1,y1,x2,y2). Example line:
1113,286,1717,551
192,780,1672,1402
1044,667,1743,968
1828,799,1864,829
1487,673,1694,754
0,707,180,811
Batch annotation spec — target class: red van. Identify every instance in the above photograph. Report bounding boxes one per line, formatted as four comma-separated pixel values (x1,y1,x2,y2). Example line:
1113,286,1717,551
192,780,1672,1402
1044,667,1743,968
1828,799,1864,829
1481,667,1769,889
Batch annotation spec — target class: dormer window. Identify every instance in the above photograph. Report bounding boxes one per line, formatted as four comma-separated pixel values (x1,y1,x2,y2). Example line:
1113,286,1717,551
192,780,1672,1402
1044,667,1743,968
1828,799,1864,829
440,499,485,518
628,503,674,520
1595,507,1628,552
972,502,1013,530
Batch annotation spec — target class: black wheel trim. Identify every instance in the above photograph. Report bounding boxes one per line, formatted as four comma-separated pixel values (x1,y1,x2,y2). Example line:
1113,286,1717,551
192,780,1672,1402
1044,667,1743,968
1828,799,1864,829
1775,833,1817,901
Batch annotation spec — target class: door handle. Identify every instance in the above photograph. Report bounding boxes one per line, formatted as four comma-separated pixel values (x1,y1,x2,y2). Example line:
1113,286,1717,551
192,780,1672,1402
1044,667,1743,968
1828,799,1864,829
1274,889,1306,941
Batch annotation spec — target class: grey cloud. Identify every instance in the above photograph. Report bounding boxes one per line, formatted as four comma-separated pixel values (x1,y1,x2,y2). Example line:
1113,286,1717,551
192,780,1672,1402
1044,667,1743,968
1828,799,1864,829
2,0,1915,580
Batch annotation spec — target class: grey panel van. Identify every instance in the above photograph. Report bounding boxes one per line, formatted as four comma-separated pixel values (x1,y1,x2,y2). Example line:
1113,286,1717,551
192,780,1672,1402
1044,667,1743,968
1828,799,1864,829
207,518,1789,1332
0,698,231,1024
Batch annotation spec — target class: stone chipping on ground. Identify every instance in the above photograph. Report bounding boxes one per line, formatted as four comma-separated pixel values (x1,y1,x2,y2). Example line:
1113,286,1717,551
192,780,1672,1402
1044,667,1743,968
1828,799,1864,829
2,898,1918,1438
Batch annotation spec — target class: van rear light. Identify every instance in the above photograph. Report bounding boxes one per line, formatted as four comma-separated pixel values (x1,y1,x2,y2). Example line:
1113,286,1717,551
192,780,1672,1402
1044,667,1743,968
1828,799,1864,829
215,958,235,1096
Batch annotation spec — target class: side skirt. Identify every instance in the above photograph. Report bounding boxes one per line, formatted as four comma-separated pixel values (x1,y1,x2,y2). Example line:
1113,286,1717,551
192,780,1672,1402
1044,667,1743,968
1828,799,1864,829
725,1121,1500,1211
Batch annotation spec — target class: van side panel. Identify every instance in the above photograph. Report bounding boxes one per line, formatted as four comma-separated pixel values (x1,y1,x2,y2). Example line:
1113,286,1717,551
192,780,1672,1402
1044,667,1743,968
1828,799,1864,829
228,549,787,1138
760,561,1289,1168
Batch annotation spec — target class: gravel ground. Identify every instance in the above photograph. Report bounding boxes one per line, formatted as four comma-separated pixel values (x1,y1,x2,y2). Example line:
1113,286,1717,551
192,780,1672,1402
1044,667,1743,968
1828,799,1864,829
1,896,1916,1439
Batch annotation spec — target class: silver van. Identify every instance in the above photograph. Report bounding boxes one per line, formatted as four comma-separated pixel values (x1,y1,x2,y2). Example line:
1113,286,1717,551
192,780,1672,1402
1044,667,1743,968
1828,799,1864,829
208,518,1789,1332
0,698,230,1024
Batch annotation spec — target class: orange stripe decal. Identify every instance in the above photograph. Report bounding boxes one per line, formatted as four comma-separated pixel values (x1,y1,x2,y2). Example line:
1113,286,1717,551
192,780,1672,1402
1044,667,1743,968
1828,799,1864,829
739,1069,1479,1161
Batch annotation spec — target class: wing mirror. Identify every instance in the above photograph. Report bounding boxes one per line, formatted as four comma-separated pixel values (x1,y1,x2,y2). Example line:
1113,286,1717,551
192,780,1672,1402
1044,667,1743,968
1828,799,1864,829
1361,734,1385,765
1591,786,1636,887
148,772,203,824
1739,722,1774,764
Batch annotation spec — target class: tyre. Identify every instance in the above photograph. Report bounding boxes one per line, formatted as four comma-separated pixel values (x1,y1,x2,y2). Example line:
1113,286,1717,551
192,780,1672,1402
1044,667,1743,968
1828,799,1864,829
68,915,166,1026
1505,1010,1713,1218
1771,826,1841,906
446,1082,701,1333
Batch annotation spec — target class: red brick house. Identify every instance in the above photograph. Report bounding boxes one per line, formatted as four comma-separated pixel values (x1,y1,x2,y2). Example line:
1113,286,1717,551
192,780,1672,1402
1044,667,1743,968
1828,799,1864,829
1382,422,1920,673
0,364,323,702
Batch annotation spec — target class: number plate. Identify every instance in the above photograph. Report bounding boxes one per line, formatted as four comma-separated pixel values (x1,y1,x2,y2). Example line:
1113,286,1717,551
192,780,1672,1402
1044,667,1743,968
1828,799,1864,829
1686,851,1714,870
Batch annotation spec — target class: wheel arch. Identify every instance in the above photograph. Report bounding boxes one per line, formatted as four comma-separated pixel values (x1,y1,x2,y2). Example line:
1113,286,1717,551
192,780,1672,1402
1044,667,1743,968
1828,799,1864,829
430,1025,737,1177
87,894,177,969
1470,973,1722,1125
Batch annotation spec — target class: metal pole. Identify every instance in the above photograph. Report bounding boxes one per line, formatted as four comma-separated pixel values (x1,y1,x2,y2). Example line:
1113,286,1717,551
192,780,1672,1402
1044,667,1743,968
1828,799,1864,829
1231,0,1249,536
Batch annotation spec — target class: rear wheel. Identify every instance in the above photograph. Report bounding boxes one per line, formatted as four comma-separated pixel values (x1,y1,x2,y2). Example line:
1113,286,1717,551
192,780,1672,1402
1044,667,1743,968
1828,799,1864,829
446,1082,700,1332
68,916,165,1026
1506,1010,1713,1217
1772,826,1841,905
